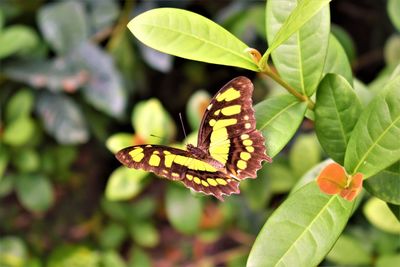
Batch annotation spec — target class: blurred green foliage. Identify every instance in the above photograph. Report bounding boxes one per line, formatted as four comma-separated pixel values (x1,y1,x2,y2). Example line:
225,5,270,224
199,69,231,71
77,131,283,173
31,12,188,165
0,0,399,266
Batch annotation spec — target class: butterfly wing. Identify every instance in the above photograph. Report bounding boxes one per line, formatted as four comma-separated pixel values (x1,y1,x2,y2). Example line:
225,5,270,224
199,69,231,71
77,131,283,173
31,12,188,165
116,145,239,200
197,76,271,179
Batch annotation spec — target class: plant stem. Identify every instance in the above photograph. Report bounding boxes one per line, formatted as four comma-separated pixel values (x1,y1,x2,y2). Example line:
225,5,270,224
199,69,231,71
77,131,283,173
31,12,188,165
262,66,315,110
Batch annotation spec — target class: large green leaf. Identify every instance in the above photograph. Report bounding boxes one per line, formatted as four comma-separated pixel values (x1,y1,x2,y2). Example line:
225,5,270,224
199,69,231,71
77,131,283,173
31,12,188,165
265,0,330,96
247,182,354,267
127,8,258,71
323,34,353,85
255,94,307,158
0,25,39,59
165,183,203,235
315,74,362,164
364,161,400,205
344,77,400,178
38,1,88,54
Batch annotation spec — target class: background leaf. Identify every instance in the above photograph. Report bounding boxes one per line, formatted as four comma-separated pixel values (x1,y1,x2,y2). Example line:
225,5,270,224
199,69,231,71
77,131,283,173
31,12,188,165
36,92,89,144
128,8,258,71
387,0,400,31
247,182,354,267
326,234,370,265
105,167,148,201
255,94,307,157
315,74,362,164
38,1,88,54
344,76,400,177
289,133,321,178
5,89,34,122
363,198,400,234
0,25,39,59
266,0,330,96
0,236,28,267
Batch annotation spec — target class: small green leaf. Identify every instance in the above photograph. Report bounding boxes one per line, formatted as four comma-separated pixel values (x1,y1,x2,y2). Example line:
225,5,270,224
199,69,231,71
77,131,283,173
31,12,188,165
12,148,40,173
0,25,39,58
128,247,152,267
132,98,176,144
130,222,159,248
0,236,28,267
38,1,88,54
388,0,400,31
15,174,54,213
364,161,400,205
247,182,354,267
106,133,134,154
265,0,330,95
105,167,148,201
363,197,400,234
47,245,99,267
323,34,353,85
128,8,258,71
344,76,400,178
36,92,89,144
100,251,126,267
255,94,307,158
326,234,371,265
315,74,362,164
99,223,127,250
289,133,321,178
3,117,35,146
5,89,34,122
186,90,211,131
165,183,203,235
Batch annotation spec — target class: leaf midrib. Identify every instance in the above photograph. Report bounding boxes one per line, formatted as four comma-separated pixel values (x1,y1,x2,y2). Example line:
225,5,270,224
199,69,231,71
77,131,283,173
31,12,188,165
258,101,300,131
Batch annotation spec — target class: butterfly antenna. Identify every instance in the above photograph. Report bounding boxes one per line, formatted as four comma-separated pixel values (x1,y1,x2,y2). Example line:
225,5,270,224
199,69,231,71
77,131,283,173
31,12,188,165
179,113,187,140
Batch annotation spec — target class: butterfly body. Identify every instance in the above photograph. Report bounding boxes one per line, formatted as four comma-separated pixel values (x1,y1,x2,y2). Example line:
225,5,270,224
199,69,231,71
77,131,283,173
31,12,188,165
116,77,271,200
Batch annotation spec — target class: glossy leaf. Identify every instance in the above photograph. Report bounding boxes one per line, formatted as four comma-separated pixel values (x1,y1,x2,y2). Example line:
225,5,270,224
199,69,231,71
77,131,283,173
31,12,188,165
36,92,89,144
15,174,54,213
132,98,176,144
344,77,400,178
128,8,258,71
363,198,400,234
388,0,400,31
315,74,362,164
247,182,354,267
265,0,330,96
71,42,126,118
5,89,34,122
105,167,148,201
323,34,353,85
326,234,370,265
38,1,88,54
166,183,203,234
364,161,400,205
289,133,321,178
0,25,39,58
255,94,307,158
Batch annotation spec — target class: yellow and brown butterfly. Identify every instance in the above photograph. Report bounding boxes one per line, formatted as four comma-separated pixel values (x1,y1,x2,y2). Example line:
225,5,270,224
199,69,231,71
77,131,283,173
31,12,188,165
116,76,272,200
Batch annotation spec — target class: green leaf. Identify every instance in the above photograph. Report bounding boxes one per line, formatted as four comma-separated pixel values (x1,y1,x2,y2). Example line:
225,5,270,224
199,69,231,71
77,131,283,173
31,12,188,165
3,117,35,146
47,245,99,267
255,94,307,158
364,161,400,205
376,254,400,267
165,183,203,235
100,251,126,267
106,133,134,154
268,163,297,193
247,182,354,267
0,25,39,58
15,174,54,213
105,167,148,201
265,0,330,95
0,236,28,267
99,223,127,250
0,145,9,180
323,34,353,85
128,247,152,267
127,8,258,71
331,24,356,62
289,133,321,178
0,8,4,32
354,79,373,106
388,0,400,31
384,34,400,66
38,1,88,54
5,89,34,122
186,90,211,131
87,0,119,33
132,98,176,144
326,234,371,265
363,197,400,234
315,74,362,164
344,77,400,178
241,164,272,211
130,222,159,248
12,148,40,173
71,42,127,118
36,92,89,144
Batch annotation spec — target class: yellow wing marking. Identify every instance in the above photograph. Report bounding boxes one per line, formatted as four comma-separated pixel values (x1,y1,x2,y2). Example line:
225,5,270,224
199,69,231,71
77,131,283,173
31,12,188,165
216,88,240,102
237,160,247,170
216,178,227,185
172,155,217,172
149,154,161,166
240,152,251,160
207,178,218,186
129,148,145,162
221,105,241,116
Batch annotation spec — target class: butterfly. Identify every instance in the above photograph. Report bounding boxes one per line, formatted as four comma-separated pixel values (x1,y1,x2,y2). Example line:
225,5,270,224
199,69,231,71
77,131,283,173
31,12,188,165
116,76,271,200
